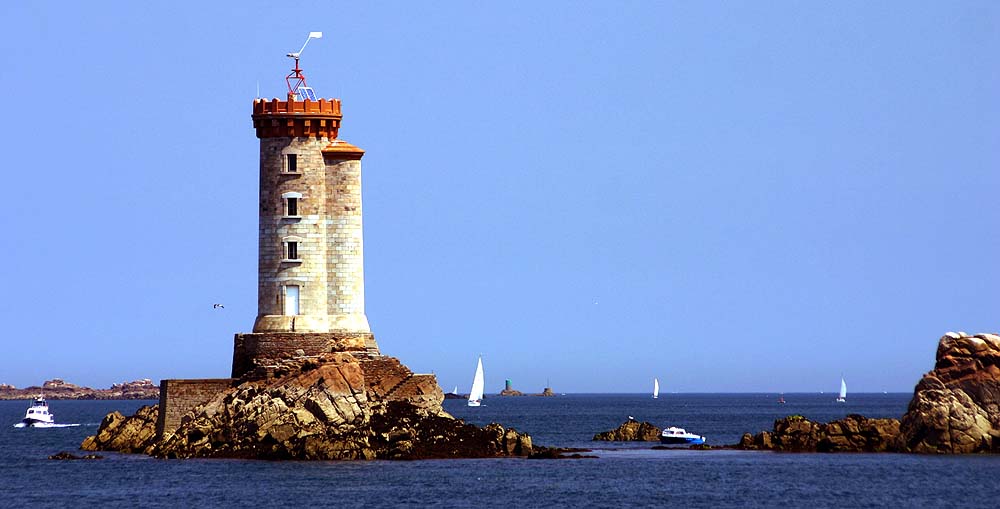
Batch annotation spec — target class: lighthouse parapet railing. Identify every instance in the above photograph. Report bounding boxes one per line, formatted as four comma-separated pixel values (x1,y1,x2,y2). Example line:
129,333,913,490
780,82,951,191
253,97,342,116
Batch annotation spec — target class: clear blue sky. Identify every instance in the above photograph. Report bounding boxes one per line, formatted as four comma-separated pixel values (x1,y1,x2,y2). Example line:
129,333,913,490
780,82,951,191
1,2,997,393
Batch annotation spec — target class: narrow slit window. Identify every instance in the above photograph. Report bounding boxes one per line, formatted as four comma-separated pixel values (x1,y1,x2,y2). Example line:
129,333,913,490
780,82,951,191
286,154,298,173
287,197,298,216
286,241,298,260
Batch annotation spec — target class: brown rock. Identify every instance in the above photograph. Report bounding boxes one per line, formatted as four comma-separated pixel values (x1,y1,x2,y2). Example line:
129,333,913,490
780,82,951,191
896,333,1000,453
81,405,160,454
593,420,661,442
736,415,899,452
81,354,531,461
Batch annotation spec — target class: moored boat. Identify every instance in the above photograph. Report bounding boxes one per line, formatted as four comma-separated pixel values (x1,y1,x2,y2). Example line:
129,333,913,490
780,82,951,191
659,426,706,445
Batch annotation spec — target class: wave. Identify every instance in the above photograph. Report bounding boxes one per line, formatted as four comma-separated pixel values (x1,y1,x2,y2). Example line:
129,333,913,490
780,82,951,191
12,422,81,428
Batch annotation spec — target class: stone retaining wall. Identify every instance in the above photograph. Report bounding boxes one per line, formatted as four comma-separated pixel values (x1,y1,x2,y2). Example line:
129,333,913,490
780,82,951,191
156,378,234,438
232,332,372,379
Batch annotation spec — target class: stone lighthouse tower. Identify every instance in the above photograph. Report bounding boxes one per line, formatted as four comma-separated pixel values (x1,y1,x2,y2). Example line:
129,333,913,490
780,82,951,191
232,36,378,378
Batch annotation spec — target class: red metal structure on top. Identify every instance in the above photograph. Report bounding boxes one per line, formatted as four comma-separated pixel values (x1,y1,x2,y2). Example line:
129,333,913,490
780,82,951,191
284,32,322,101
286,56,308,98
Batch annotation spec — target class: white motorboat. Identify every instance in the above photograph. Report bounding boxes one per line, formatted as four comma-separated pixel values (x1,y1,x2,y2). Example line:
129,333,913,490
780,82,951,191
659,426,706,445
20,395,55,427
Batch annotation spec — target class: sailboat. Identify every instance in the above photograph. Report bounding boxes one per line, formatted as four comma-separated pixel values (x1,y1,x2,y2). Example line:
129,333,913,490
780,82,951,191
468,356,485,407
652,378,659,399
836,376,847,403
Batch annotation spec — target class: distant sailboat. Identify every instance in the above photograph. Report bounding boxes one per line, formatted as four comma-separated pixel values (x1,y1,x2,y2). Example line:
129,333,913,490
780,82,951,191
836,376,847,403
652,378,659,399
451,386,458,395
468,356,485,407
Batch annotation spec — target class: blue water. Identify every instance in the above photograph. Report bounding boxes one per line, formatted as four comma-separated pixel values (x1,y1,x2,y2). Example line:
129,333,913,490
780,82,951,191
3,394,1000,508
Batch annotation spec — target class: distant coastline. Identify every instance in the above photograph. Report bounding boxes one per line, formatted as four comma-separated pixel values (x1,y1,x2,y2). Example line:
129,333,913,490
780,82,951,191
0,378,158,400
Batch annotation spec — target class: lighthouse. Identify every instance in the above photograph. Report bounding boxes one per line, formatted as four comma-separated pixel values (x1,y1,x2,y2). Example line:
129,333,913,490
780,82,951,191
232,33,379,378
155,34,441,439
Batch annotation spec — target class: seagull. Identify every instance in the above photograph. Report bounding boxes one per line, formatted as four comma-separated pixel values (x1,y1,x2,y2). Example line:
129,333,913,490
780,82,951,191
213,303,225,309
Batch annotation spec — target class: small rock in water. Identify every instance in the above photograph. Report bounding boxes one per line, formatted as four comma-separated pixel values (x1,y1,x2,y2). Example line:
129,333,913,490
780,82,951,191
49,451,103,460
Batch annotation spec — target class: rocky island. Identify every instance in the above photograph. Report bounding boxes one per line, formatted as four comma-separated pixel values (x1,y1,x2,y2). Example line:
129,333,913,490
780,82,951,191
82,353,533,460
593,420,661,442
591,332,1000,455
0,378,158,400
736,332,1000,454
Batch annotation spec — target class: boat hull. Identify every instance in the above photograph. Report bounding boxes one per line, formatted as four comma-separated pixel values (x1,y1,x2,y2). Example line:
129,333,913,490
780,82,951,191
659,436,705,445
20,418,54,427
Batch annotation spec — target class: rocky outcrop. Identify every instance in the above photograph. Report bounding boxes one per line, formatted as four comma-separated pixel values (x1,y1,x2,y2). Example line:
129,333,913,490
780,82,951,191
737,414,899,452
593,420,661,442
82,353,532,461
81,405,160,454
895,332,1000,453
539,387,556,397
0,378,159,400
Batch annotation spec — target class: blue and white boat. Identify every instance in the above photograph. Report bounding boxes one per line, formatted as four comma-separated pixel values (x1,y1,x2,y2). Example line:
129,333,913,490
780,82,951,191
659,426,706,445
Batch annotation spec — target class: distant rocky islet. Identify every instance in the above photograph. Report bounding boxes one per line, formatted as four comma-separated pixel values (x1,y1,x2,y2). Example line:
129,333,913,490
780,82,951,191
0,378,158,400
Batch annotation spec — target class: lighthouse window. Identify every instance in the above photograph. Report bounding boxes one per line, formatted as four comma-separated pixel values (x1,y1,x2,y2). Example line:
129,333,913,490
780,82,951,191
286,241,299,261
281,192,303,217
285,154,298,173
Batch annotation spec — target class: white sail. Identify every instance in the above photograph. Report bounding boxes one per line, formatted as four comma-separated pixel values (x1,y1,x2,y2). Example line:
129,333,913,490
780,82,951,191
653,378,659,399
468,357,485,407
837,377,847,402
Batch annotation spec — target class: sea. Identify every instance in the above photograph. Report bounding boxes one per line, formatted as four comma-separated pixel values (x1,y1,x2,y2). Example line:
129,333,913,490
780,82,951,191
3,393,999,508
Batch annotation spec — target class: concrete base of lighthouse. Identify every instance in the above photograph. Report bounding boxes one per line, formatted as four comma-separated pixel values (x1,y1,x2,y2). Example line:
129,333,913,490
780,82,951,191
232,331,380,380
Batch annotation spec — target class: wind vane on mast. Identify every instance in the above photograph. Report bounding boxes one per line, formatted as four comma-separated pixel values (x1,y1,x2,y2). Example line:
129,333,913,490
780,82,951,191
286,31,323,101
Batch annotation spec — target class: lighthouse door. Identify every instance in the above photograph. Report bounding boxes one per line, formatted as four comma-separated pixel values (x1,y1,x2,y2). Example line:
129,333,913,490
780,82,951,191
285,286,300,315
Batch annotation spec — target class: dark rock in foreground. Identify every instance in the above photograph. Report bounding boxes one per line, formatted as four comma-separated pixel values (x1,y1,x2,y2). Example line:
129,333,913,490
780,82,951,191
736,414,899,452
593,420,661,442
82,353,532,461
895,332,1000,453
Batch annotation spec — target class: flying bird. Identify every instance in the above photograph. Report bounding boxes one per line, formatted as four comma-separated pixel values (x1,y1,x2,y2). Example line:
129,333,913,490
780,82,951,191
213,303,225,309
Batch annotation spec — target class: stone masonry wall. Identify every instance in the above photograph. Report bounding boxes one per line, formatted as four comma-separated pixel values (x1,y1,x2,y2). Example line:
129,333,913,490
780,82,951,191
256,137,330,331
323,157,366,327
156,379,234,438
231,332,372,379
253,138,369,335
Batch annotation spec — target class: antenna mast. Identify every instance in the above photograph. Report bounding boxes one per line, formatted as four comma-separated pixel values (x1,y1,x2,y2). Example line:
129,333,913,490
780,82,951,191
285,31,323,100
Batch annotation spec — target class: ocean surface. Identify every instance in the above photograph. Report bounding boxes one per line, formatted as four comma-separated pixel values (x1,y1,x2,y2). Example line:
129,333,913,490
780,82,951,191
3,393,1000,508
